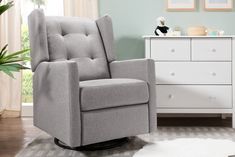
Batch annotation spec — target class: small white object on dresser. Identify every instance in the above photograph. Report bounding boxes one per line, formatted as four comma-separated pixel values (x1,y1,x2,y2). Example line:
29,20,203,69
143,36,235,128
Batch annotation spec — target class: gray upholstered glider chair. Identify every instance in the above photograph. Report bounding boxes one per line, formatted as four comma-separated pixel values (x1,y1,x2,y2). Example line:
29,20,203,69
28,9,156,149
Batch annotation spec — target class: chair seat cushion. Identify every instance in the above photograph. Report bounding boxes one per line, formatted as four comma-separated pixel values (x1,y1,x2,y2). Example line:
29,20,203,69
80,79,149,111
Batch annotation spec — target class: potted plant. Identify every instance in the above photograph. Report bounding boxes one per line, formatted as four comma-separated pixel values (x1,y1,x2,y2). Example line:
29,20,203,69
0,0,30,78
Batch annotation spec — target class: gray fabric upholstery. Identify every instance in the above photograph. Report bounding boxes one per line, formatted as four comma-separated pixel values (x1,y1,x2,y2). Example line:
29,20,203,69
33,61,81,147
82,104,149,145
96,15,116,62
80,79,149,111
45,17,110,81
29,9,156,147
28,9,49,72
110,59,156,132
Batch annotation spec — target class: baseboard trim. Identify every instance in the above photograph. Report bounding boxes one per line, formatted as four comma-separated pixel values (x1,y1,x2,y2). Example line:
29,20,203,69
158,113,232,118
21,103,33,117
20,104,231,118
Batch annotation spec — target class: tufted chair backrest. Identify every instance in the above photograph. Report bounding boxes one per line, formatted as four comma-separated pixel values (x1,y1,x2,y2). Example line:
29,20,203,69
28,9,116,81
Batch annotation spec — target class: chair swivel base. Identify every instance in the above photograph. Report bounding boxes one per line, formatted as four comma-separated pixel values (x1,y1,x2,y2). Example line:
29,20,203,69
54,137,129,151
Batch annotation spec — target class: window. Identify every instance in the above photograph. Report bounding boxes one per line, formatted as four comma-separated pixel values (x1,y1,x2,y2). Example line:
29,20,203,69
21,0,63,103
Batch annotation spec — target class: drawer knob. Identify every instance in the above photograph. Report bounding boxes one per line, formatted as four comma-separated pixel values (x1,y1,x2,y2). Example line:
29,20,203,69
170,49,175,53
209,96,216,100
211,48,216,52
170,72,175,76
168,94,174,99
211,72,217,76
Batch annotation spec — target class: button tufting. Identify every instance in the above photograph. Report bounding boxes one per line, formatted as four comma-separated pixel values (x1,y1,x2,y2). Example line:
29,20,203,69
67,54,70,60
61,30,66,36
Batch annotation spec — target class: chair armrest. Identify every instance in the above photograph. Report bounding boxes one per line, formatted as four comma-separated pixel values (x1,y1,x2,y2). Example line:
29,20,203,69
33,61,81,147
110,59,156,132
110,59,155,83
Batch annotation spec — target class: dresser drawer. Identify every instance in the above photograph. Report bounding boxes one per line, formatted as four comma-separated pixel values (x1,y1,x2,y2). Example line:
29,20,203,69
150,38,190,61
155,62,231,84
192,38,232,61
156,85,232,109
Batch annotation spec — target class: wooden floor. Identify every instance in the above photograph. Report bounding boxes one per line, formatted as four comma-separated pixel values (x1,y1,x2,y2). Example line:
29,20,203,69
0,118,41,157
0,117,232,157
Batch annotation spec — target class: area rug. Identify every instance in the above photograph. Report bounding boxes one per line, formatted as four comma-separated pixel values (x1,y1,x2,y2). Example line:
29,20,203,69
16,127,235,157
133,138,235,157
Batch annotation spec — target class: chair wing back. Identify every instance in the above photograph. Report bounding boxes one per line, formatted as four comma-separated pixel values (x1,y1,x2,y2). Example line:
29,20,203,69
28,9,116,81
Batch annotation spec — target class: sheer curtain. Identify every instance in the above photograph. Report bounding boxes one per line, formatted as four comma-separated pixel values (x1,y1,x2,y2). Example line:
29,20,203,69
0,0,22,118
63,0,98,18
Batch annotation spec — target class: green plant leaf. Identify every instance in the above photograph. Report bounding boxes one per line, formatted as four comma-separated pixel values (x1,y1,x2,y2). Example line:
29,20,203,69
6,63,30,70
0,65,19,72
0,45,30,78
0,66,15,78
0,48,30,64
0,59,29,64
3,70,14,78
0,44,30,78
0,1,14,15
0,44,8,59
4,49,30,59
0,50,7,59
0,44,8,54
0,63,30,78
7,64,28,70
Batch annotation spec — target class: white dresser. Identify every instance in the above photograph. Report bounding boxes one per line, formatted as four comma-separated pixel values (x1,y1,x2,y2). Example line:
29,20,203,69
144,36,235,128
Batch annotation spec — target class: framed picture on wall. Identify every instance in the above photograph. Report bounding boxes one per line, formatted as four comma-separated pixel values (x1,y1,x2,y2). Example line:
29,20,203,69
204,0,233,11
167,0,195,11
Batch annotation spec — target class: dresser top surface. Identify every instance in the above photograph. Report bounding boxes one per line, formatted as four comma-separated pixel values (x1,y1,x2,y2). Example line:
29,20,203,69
143,35,235,38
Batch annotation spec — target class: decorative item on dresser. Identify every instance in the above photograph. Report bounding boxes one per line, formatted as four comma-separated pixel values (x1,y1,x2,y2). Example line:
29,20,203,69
144,36,235,128
154,17,169,36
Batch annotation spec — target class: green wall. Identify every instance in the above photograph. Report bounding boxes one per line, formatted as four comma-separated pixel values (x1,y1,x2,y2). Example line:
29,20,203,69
99,0,235,60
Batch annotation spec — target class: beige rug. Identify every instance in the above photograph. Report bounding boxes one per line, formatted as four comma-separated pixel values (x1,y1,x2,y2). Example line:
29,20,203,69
16,127,235,157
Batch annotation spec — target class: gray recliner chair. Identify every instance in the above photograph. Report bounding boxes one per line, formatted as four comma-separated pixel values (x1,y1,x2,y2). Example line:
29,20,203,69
28,9,156,148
